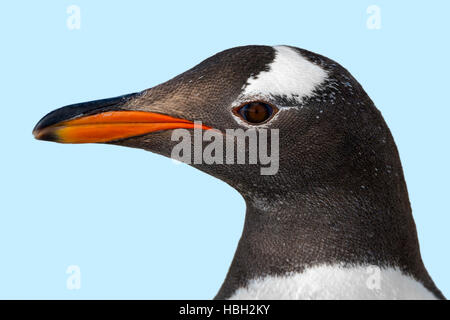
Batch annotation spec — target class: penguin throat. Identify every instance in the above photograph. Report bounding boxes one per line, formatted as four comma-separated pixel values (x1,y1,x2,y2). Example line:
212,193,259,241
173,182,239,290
214,184,440,299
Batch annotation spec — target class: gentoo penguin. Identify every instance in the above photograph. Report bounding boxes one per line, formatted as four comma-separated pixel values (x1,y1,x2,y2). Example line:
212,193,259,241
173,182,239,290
33,45,445,300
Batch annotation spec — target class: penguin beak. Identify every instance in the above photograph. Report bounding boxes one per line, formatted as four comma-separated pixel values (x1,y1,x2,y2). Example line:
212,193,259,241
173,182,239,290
33,93,210,144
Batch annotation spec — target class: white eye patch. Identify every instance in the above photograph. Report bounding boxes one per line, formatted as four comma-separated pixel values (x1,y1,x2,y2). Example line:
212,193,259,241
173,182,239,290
241,46,328,103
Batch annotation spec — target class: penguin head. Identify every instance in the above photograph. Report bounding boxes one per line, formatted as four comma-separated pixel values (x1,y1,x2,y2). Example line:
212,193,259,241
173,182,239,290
33,45,396,206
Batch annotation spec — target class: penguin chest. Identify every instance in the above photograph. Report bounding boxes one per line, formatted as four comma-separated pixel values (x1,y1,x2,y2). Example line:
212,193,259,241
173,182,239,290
228,264,437,300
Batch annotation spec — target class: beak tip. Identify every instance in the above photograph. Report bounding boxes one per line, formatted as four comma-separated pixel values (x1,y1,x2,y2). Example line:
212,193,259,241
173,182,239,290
33,125,60,142
32,117,46,138
32,131,48,142
32,125,40,140
32,122,45,141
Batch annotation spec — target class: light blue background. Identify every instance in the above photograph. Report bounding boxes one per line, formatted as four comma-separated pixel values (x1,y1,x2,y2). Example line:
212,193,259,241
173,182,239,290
0,1,448,299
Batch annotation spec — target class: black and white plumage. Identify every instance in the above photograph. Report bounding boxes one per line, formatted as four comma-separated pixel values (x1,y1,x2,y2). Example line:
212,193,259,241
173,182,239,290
33,45,445,299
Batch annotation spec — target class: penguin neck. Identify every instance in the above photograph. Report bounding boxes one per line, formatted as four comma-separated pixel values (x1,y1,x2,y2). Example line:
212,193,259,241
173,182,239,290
215,177,439,299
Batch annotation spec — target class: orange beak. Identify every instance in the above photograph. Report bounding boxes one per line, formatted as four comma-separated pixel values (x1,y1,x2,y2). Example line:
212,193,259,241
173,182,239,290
33,110,210,143
34,93,212,143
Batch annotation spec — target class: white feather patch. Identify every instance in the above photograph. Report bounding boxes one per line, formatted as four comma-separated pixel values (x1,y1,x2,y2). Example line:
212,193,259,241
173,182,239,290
228,264,437,300
241,46,328,101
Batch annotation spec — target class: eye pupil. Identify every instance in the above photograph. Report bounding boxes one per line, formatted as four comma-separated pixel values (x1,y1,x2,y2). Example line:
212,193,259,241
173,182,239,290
238,102,273,124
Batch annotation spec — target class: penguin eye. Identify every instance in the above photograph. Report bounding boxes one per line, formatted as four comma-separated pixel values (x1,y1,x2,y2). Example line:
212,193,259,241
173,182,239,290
234,102,276,124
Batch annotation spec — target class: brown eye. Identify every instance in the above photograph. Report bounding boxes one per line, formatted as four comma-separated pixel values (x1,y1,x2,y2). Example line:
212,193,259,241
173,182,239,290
235,102,276,124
